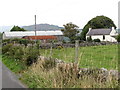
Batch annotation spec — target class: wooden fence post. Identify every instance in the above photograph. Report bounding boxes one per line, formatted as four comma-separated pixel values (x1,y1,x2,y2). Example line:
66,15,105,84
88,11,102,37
13,41,15,45
50,43,53,58
75,40,79,64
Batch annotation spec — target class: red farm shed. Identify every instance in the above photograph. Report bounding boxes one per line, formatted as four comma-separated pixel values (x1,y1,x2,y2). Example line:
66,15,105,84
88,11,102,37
22,35,57,43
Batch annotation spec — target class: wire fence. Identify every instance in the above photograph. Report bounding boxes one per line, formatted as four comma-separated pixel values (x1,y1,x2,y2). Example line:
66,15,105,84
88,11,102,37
39,41,118,70
1,38,118,70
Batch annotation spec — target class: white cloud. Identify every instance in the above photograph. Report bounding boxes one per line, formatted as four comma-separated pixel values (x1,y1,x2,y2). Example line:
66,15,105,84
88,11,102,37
0,0,119,28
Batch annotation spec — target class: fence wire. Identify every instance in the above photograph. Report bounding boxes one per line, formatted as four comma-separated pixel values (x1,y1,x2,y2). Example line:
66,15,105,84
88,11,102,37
39,42,118,70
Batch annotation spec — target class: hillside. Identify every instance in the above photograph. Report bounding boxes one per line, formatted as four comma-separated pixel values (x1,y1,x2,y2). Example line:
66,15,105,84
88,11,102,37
22,24,63,31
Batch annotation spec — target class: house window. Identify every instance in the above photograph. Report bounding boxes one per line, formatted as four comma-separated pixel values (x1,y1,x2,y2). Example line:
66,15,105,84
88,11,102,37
103,35,105,40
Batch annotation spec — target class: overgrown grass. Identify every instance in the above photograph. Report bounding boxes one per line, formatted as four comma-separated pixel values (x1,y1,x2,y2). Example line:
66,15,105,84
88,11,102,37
40,44,118,70
21,59,119,88
2,55,27,73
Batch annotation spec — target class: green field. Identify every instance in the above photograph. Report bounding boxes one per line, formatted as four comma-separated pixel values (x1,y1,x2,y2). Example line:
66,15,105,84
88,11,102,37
2,44,118,70
40,44,118,70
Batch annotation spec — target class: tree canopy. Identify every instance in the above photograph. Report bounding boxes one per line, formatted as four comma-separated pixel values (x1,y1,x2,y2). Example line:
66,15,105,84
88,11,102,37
0,32,2,39
61,22,79,43
10,26,27,31
80,15,117,41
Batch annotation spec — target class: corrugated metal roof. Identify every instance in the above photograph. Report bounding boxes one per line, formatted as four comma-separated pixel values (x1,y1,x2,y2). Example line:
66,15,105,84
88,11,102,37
4,31,63,37
87,29,112,36
23,35,57,40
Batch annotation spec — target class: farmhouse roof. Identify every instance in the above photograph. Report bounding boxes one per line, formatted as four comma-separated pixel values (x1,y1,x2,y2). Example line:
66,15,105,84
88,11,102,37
87,29,112,36
22,35,57,40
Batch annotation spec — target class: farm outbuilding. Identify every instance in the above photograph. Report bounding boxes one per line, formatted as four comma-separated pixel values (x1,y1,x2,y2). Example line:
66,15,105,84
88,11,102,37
86,27,118,42
22,35,57,43
2,31,63,41
22,36,57,40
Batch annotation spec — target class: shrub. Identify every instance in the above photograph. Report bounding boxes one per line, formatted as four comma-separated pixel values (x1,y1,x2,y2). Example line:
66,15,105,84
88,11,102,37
19,39,29,46
3,38,21,44
116,34,120,42
6,45,24,59
2,43,13,54
93,39,101,42
2,44,40,66
2,38,36,46
14,46,24,60
36,40,40,49
2,39,10,43
11,38,20,41
87,36,92,42
62,40,66,43
25,46,40,66
2,44,25,60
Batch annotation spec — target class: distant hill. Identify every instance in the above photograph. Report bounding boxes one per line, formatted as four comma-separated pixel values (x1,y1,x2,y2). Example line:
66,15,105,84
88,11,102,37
0,24,82,33
22,24,63,31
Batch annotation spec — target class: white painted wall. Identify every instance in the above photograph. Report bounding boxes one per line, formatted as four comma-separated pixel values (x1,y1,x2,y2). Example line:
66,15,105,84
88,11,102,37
110,28,118,36
86,35,117,42
2,33,22,40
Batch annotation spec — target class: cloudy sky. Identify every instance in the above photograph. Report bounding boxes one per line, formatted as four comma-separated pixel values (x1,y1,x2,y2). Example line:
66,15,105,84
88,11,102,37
0,0,119,28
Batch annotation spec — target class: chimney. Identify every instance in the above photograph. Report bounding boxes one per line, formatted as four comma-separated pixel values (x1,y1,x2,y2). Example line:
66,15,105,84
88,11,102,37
89,28,92,32
112,27,115,30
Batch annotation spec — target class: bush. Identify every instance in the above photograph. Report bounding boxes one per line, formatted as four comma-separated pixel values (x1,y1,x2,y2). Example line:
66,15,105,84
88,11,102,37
2,38,36,46
93,39,101,42
19,39,29,46
3,38,21,44
6,45,24,59
3,45,26,63
2,44,13,54
11,38,20,42
14,46,24,60
116,34,120,42
2,44,40,66
2,39,11,43
87,36,92,42
25,46,39,66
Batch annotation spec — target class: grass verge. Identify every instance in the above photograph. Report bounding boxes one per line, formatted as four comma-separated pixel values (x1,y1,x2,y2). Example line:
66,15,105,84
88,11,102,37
2,55,27,73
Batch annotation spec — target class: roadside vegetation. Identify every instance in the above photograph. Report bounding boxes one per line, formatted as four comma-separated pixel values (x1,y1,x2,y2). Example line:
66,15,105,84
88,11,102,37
21,59,118,88
2,40,118,88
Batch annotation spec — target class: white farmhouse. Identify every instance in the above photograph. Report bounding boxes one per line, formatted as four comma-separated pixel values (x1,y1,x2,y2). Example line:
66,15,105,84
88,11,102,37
86,27,118,42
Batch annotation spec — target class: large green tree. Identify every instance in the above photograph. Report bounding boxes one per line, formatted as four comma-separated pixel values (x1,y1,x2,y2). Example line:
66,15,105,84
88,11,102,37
11,26,26,31
80,15,117,40
61,22,79,43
